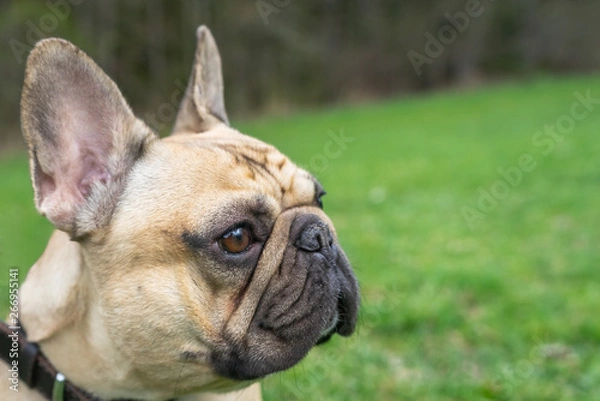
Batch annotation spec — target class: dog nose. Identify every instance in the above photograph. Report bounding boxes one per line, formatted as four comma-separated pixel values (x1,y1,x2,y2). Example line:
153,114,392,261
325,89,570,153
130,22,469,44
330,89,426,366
296,223,332,252
292,214,334,253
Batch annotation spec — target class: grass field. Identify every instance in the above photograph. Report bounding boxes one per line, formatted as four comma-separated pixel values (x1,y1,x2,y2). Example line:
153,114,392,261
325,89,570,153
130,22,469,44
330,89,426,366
1,75,600,400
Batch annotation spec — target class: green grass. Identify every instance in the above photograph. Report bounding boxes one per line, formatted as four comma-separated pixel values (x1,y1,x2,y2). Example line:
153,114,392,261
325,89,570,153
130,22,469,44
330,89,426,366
2,75,600,400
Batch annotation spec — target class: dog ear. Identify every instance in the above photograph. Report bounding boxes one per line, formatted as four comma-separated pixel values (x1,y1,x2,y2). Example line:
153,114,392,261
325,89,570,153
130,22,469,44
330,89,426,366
172,25,229,134
21,38,157,238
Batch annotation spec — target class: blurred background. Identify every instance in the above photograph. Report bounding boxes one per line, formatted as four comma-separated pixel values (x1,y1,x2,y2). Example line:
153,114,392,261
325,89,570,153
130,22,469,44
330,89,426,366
1,1,600,400
1,0,600,145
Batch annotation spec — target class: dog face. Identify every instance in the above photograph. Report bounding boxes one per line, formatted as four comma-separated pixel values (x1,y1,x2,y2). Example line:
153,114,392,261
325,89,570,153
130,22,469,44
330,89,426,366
19,27,358,397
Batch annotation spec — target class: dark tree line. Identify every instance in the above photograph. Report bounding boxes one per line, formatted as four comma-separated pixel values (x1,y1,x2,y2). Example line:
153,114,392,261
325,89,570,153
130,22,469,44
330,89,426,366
1,0,599,144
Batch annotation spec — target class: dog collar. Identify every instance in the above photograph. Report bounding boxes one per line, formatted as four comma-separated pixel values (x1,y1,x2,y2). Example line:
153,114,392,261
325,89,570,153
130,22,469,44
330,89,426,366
0,320,153,401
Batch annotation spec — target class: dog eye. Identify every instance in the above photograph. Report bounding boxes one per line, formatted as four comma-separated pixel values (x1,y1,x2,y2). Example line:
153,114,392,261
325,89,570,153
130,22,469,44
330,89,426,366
219,227,251,254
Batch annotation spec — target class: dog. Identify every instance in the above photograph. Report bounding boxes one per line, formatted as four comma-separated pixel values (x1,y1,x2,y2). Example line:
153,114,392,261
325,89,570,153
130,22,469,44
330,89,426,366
0,26,359,401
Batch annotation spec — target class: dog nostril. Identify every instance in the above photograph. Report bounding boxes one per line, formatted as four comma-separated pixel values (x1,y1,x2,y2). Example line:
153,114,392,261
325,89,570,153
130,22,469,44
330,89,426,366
295,224,327,252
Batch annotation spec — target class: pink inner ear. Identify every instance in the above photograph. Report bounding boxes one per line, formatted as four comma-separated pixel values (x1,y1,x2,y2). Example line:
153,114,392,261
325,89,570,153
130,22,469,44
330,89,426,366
78,150,111,197
62,101,113,197
33,156,56,200
35,101,114,230
36,142,112,230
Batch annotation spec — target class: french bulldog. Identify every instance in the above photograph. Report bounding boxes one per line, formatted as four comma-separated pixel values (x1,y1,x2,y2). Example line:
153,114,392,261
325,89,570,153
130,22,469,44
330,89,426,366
0,26,359,401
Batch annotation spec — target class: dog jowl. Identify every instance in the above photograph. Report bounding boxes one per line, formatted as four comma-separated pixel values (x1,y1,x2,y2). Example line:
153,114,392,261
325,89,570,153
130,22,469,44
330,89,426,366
5,26,359,400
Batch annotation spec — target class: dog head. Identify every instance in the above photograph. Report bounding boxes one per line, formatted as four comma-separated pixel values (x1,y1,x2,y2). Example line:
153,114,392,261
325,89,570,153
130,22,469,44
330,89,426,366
20,26,359,398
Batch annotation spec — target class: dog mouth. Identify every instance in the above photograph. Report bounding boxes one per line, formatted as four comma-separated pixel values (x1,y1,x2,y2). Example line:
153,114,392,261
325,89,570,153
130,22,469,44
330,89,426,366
317,309,340,345
316,288,357,345
210,293,354,381
209,213,359,381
